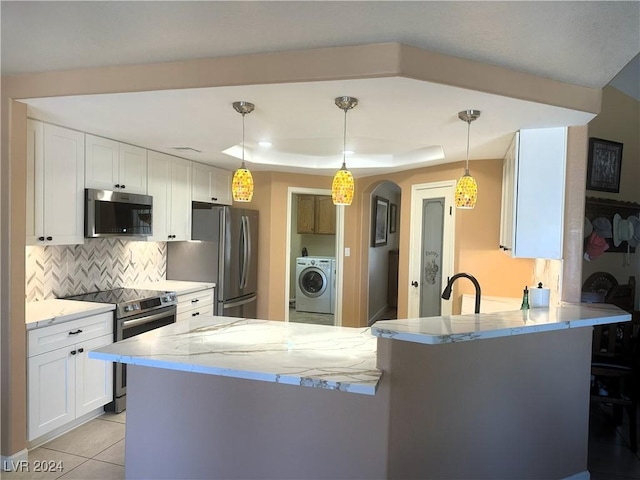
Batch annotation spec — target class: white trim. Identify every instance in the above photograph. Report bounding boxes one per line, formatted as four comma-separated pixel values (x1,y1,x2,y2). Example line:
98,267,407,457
285,187,344,326
563,471,590,480
1,449,29,472
408,180,456,318
27,407,104,450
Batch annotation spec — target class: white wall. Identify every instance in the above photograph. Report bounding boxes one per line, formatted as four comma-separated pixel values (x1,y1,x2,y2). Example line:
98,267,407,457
368,182,401,322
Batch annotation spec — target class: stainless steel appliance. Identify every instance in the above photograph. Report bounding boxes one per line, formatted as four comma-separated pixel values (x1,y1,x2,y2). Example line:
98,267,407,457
65,288,177,412
85,188,153,238
167,203,258,318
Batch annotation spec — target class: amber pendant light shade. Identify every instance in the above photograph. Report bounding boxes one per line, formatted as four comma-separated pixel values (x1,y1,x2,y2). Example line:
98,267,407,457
455,109,481,209
232,101,255,203
332,96,358,206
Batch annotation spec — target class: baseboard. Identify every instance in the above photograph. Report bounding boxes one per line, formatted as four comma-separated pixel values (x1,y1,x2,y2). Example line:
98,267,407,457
563,471,590,480
27,407,104,450
2,448,29,472
368,305,389,325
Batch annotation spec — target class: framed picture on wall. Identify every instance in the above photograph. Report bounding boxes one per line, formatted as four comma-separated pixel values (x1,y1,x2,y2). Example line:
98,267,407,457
389,203,397,233
586,137,623,193
372,196,389,247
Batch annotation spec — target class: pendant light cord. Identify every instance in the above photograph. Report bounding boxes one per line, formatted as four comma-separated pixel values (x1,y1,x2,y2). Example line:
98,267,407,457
241,112,246,168
342,108,348,169
465,120,470,175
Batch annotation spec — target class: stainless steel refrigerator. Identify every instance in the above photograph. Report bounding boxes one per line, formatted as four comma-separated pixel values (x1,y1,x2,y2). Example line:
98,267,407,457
167,203,258,318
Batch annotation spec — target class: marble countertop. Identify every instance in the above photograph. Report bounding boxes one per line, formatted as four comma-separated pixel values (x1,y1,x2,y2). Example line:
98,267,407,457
130,280,215,295
26,299,115,330
372,303,631,345
91,316,381,395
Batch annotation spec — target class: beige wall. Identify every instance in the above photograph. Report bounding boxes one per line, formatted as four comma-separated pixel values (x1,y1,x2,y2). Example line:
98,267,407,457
583,86,640,308
1,43,601,457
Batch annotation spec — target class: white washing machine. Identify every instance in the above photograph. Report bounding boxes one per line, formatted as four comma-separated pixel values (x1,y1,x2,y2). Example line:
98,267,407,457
296,257,334,314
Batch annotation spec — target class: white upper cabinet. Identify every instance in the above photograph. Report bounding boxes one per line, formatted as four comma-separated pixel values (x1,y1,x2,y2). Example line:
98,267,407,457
85,134,147,194
26,120,85,246
192,162,232,205
147,151,192,242
500,128,567,259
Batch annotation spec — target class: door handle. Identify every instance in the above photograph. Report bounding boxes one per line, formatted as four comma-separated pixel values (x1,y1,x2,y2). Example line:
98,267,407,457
411,281,419,287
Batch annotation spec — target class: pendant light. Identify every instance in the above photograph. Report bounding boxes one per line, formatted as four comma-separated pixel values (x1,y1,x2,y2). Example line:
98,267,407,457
231,101,255,202
455,109,481,209
332,96,358,206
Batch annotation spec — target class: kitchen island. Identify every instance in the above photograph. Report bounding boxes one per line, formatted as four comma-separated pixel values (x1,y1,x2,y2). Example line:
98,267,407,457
91,303,630,480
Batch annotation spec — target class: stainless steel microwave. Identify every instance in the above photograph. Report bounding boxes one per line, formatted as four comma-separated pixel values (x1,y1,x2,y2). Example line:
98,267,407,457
85,189,153,238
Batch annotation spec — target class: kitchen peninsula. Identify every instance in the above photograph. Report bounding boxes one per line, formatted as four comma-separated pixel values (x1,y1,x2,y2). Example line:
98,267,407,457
91,303,630,480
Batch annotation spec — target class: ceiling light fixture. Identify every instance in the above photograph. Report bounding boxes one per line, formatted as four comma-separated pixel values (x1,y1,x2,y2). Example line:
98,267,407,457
258,141,272,147
455,109,481,209
232,101,255,203
332,96,358,206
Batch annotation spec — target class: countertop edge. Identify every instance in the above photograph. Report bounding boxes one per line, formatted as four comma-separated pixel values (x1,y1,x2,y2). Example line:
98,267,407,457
88,350,381,395
26,301,116,330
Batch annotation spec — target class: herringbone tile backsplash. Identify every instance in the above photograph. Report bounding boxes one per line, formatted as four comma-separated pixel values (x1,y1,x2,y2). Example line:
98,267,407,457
26,239,166,301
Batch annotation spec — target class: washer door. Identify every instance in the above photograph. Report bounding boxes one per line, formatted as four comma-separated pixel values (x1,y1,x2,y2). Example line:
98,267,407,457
298,267,328,298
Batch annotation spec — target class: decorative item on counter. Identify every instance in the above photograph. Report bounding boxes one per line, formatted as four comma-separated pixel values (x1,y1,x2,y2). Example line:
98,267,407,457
592,217,613,238
613,213,635,247
584,231,610,261
628,216,640,248
520,286,530,310
331,96,357,206
302,247,308,257
454,109,481,209
530,282,550,308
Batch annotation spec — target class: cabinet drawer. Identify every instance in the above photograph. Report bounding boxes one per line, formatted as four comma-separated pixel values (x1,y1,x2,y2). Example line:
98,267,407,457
28,312,113,357
177,303,214,322
177,289,214,314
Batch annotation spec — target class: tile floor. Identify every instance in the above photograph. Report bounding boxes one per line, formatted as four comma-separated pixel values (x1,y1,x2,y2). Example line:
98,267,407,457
288,308,334,325
3,412,126,480
4,396,638,480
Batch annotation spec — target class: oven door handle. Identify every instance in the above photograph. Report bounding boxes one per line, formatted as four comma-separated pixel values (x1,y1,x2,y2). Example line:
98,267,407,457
122,310,174,330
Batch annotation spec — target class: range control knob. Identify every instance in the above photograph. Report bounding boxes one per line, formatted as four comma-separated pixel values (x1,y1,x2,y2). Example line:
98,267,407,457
124,305,134,312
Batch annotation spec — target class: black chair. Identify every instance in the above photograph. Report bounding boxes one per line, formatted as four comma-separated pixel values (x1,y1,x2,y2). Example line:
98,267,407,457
590,311,639,452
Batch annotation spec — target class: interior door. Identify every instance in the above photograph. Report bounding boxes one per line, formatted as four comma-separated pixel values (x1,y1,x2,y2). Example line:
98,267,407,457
408,182,455,318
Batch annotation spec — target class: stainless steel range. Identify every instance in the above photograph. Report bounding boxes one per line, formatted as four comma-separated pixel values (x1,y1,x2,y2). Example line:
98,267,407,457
65,288,177,412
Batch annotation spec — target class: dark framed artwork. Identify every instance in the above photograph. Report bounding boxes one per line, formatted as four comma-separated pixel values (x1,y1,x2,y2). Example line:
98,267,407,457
389,203,397,233
372,196,389,247
586,138,623,193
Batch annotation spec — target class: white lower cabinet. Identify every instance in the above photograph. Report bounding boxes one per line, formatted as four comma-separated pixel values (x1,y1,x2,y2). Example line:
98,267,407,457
176,288,215,321
27,312,113,441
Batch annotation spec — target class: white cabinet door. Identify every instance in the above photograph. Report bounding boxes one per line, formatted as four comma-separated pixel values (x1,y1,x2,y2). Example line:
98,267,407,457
76,334,113,417
86,135,148,194
148,151,191,241
500,128,567,259
147,151,172,242
192,162,232,205
85,134,119,191
41,123,85,246
192,162,215,203
499,134,517,252
170,158,192,241
212,167,232,205
28,347,76,441
119,144,147,194
26,119,44,245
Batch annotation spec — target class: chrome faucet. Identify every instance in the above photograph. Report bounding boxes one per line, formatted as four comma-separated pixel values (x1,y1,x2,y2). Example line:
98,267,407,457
441,273,482,314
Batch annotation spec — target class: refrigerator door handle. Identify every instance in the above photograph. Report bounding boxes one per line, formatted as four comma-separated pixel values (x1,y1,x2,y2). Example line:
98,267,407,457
244,215,252,289
239,215,249,289
223,294,257,309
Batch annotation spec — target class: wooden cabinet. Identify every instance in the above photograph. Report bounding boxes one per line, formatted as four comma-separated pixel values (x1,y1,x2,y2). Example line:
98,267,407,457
500,128,567,259
176,288,215,322
147,151,192,242
297,195,336,235
26,120,85,246
27,312,113,441
85,134,147,194
192,162,232,205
